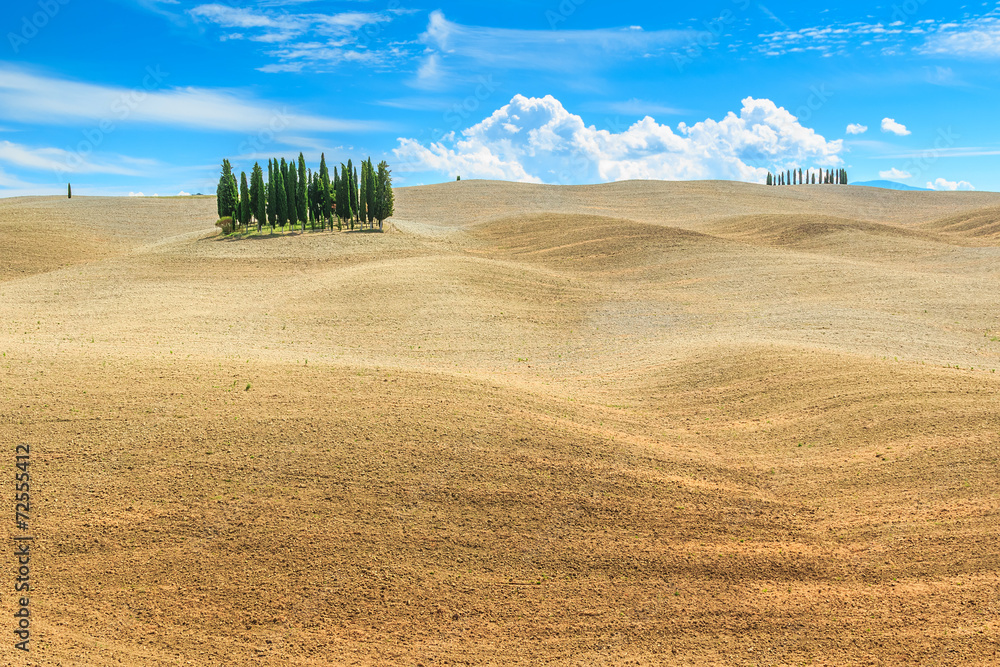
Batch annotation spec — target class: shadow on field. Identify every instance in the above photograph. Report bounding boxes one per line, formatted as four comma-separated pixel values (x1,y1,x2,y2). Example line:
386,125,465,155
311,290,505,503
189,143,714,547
209,227,384,242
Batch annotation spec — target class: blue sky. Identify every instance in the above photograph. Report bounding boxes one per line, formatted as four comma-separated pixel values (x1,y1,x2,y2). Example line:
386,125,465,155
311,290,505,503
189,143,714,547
1,0,997,196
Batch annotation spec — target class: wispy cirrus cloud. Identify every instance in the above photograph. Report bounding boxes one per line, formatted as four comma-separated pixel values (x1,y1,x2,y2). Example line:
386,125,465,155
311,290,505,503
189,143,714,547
0,64,384,133
754,8,1000,60
415,11,704,88
0,139,153,176
918,16,1000,58
188,3,414,72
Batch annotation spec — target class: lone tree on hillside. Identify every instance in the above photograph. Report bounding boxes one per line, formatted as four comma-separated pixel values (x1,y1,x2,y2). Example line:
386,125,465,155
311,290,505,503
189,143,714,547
68,183,72,199
216,159,238,219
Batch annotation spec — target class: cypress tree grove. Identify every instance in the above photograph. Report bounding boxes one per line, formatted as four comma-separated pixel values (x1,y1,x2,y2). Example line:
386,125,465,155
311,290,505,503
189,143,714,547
252,162,266,232
217,159,238,219
297,153,308,230
238,172,250,230
275,160,287,229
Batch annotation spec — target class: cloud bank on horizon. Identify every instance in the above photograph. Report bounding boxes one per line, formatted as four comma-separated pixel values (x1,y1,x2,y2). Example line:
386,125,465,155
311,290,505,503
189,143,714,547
395,95,843,185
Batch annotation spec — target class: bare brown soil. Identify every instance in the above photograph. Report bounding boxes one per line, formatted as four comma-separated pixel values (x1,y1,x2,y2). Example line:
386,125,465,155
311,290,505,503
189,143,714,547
1,182,999,665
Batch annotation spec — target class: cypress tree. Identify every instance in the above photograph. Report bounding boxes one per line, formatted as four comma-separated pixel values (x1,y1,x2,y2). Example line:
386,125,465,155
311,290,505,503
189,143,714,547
217,159,238,219
238,172,250,230
354,166,360,226
250,162,267,231
374,160,394,230
366,159,377,227
283,158,296,228
275,160,287,229
359,161,368,229
346,159,356,230
250,162,264,231
266,160,276,230
308,168,316,226
339,162,350,229
319,154,332,230
68,183,72,199
297,153,308,230
334,166,342,231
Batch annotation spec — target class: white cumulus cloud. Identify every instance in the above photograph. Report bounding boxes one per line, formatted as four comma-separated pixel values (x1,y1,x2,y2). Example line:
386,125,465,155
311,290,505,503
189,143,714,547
881,118,911,136
846,123,868,135
879,168,912,180
926,177,975,191
394,95,844,185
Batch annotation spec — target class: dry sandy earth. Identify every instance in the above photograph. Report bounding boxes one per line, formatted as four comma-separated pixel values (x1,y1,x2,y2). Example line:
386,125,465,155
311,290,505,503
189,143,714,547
1,181,998,665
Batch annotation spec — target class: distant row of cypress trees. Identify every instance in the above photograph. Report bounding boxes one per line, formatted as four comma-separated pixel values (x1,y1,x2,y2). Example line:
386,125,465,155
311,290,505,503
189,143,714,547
216,153,394,234
767,168,848,186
